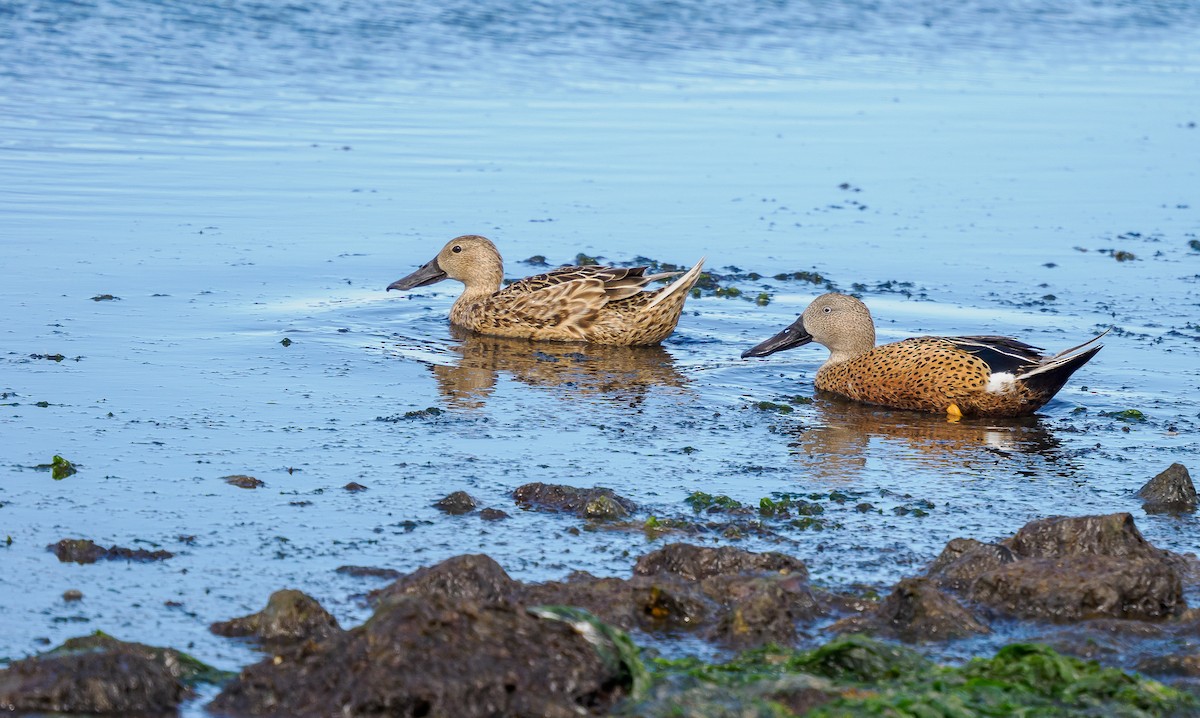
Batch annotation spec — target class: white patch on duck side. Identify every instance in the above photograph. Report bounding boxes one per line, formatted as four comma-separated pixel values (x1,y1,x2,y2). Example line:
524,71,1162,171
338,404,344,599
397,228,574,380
986,371,1017,394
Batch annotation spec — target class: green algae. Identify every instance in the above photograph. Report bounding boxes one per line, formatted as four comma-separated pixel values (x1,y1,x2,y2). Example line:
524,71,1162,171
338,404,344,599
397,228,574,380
685,491,745,513
1102,409,1147,422
639,637,1196,718
753,401,794,413
49,455,77,480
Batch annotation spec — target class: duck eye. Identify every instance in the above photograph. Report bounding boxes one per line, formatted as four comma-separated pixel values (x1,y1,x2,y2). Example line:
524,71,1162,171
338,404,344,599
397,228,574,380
823,306,832,313
452,245,462,253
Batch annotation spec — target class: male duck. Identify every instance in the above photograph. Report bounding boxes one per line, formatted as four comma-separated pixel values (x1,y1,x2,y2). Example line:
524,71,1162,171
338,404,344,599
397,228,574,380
388,235,705,345
742,293,1106,418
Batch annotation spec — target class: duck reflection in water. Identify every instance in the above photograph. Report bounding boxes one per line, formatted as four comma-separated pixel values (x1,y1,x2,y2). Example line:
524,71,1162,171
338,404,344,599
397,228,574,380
780,393,1075,482
427,325,689,409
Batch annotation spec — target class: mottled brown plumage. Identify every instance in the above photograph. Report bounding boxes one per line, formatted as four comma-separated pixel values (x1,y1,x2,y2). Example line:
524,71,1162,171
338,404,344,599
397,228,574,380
387,235,705,345
742,293,1105,418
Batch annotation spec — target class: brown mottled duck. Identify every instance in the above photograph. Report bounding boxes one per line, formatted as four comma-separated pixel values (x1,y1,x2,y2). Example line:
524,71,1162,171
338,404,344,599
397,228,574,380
742,293,1106,418
387,235,705,345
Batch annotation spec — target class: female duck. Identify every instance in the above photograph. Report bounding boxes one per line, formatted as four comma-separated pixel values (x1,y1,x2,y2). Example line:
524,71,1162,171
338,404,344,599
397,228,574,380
388,235,705,345
742,293,1105,418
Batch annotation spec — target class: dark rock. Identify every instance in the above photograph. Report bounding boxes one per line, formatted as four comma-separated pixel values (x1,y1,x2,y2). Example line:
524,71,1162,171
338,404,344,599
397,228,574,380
710,575,809,647
209,595,632,718
210,589,341,648
1137,463,1197,512
370,554,519,606
925,538,1015,590
49,538,173,564
62,589,83,602
0,632,225,714
633,543,808,582
1002,513,1165,561
435,490,478,515
831,577,989,642
479,508,510,521
343,481,368,492
967,554,1182,621
920,514,1187,623
1136,653,1200,677
522,575,711,635
223,474,263,489
0,650,185,714
335,565,402,580
512,482,636,520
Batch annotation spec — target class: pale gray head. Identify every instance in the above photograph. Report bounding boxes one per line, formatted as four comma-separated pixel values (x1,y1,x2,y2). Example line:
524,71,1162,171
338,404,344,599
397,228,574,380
387,235,504,294
742,293,876,362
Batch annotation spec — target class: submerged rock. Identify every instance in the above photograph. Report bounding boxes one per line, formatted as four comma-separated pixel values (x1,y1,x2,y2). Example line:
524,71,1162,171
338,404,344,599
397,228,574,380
434,490,477,515
831,577,989,642
633,543,807,582
210,596,634,718
210,589,341,648
48,538,173,564
0,632,226,714
1138,463,1197,513
512,482,636,520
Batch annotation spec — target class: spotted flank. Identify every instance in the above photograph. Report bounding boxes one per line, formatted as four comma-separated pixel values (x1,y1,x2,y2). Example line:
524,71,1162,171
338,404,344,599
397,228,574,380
388,234,705,345
742,292,1106,418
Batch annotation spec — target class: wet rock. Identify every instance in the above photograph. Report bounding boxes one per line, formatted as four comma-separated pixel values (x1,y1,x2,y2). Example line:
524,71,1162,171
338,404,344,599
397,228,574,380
343,481,368,492
223,474,263,489
1136,653,1200,677
1137,463,1197,512
335,565,401,580
831,577,989,642
633,543,808,582
62,589,83,602
370,554,519,606
1003,513,1165,560
513,482,636,520
479,507,510,521
958,514,1186,621
434,490,477,515
48,538,173,564
925,538,1015,590
625,674,836,718
528,544,819,648
210,589,341,648
522,574,711,635
0,632,225,714
210,595,633,718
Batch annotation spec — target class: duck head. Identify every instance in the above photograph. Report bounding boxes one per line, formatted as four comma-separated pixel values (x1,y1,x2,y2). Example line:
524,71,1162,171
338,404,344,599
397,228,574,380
742,292,876,362
387,235,504,293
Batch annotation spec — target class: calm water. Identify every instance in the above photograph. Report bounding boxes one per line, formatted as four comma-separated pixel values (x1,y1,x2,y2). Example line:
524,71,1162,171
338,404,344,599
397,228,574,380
2,0,1200,701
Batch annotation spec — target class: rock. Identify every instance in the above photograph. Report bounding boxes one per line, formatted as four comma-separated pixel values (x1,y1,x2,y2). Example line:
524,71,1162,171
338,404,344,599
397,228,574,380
624,674,836,718
925,538,1015,590
48,538,173,564
370,554,520,606
831,577,989,642
223,474,264,489
512,482,636,519
335,565,402,580
1137,463,1197,512
62,589,83,602
522,574,711,635
210,589,341,648
209,595,634,718
434,490,477,515
0,632,225,714
633,543,808,582
343,481,368,492
954,514,1187,621
479,508,510,521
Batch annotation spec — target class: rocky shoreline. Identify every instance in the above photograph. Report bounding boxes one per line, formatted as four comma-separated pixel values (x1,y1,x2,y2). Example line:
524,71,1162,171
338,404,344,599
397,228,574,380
3,463,1198,716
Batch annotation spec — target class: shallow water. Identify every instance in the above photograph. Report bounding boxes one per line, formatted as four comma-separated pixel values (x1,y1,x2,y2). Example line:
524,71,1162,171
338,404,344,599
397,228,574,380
2,0,1200,707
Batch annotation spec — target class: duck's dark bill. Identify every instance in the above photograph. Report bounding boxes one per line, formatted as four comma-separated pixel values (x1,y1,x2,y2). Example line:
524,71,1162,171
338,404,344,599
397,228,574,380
387,258,447,291
741,319,813,358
